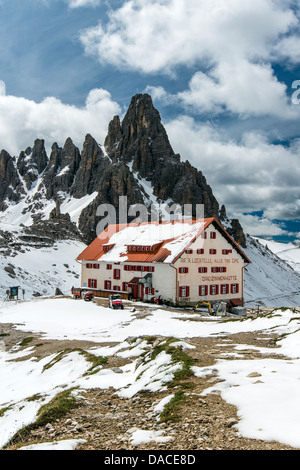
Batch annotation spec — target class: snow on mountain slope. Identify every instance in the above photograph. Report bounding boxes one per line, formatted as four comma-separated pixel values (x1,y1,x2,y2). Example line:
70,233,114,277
243,236,300,307
0,238,86,300
255,237,300,274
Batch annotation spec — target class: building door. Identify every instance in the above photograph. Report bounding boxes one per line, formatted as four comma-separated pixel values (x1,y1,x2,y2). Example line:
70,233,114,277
132,284,138,299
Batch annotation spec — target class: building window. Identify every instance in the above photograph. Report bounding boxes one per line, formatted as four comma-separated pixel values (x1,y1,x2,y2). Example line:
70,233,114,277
219,267,227,273
93,264,100,269
179,286,190,297
198,267,208,273
231,284,239,294
201,232,207,239
104,280,111,290
106,264,112,270
179,267,189,273
211,266,219,273
122,282,128,292
197,249,204,254
145,287,154,295
199,285,208,296
185,249,193,254
114,269,121,279
210,284,219,295
86,263,93,269
103,244,114,252
88,279,97,288
221,284,229,295
210,232,217,239
113,285,120,291
209,249,217,254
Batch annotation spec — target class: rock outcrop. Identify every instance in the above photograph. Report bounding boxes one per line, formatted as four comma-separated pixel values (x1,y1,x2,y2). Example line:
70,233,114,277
0,93,246,247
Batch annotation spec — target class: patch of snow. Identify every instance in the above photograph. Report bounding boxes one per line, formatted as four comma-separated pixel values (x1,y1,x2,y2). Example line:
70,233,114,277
129,429,173,446
19,439,86,450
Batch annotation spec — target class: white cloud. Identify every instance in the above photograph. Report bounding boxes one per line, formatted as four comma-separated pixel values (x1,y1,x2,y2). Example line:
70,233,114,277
80,0,298,118
176,61,295,118
164,115,300,222
235,214,289,237
67,0,101,8
0,83,120,155
80,0,297,73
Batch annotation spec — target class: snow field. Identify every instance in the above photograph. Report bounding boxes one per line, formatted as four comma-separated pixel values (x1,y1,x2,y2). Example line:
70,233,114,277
0,297,300,449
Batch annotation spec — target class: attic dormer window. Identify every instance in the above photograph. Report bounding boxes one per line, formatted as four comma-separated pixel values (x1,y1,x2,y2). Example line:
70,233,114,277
103,244,114,253
127,245,153,252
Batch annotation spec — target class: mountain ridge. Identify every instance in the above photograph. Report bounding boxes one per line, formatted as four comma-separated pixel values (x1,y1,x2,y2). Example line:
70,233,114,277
0,93,245,246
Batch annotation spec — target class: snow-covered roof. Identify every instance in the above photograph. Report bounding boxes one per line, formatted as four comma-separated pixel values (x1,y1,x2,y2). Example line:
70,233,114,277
77,218,251,264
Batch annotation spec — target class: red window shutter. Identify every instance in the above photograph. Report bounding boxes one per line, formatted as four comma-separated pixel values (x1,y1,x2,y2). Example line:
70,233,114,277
231,284,239,294
114,269,120,279
186,286,190,297
88,279,97,288
179,267,189,273
210,285,218,295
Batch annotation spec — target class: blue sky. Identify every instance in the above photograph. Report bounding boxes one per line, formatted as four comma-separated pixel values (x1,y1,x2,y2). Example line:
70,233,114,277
0,0,300,243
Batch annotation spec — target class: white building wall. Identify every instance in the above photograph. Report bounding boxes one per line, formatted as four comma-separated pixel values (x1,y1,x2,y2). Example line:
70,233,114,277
81,261,176,301
174,225,245,304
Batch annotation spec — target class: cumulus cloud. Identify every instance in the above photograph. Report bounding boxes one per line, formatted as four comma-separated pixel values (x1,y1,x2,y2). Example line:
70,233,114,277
164,115,300,229
80,0,298,118
177,61,295,118
80,0,296,73
236,214,290,237
0,84,121,155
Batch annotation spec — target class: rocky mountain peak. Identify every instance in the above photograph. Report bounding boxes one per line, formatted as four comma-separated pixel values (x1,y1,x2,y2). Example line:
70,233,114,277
0,93,247,247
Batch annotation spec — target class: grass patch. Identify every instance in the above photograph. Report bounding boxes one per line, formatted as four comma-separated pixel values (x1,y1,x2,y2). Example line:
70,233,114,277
159,391,187,423
145,337,197,386
141,337,197,422
4,389,80,448
42,348,108,374
0,405,12,418
19,337,34,347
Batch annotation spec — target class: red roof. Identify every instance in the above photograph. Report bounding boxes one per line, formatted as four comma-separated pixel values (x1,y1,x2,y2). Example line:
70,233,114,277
77,218,251,264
